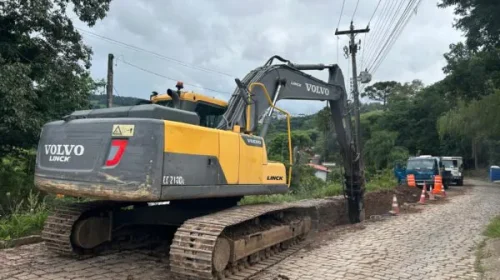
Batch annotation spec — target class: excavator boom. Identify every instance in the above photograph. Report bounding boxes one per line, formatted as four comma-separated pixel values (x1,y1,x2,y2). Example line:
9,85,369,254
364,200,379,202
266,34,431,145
218,55,365,222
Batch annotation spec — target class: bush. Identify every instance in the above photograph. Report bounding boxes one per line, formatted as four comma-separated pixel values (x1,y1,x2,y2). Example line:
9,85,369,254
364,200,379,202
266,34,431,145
0,148,38,216
365,168,397,191
0,190,48,240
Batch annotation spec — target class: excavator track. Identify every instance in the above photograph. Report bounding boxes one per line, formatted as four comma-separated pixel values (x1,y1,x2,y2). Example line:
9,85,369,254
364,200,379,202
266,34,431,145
170,203,315,280
41,200,127,258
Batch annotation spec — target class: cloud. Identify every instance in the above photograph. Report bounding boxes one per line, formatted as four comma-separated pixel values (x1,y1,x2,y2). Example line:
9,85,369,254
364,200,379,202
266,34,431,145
74,0,464,114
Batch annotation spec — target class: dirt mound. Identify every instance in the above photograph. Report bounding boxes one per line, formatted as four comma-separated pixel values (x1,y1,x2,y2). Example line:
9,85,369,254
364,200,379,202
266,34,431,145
364,190,393,217
394,184,422,203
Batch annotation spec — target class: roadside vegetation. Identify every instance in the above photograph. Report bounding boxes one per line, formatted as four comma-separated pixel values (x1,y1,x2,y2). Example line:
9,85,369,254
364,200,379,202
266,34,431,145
475,215,500,277
484,216,500,239
2,0,500,241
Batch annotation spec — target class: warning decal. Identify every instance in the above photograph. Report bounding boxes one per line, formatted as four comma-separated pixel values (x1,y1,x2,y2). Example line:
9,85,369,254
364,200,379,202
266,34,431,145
112,124,135,137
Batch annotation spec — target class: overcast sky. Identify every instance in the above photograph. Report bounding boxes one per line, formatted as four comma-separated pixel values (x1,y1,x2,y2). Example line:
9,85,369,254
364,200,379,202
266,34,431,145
72,0,464,115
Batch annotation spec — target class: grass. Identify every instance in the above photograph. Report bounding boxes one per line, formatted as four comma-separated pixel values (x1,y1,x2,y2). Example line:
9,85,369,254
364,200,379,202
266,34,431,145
474,215,500,277
474,239,487,276
240,183,343,205
0,191,48,240
241,169,397,205
484,216,500,238
0,211,48,240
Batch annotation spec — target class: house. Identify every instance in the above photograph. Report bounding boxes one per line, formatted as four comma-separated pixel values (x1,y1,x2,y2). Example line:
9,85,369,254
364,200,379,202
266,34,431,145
307,163,330,182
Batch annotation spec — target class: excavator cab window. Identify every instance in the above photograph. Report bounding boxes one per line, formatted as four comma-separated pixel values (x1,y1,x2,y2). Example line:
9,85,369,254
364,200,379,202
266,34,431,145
194,102,225,128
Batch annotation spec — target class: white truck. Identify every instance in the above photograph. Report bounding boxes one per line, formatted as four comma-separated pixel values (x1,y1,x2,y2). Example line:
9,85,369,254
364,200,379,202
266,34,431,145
440,156,464,186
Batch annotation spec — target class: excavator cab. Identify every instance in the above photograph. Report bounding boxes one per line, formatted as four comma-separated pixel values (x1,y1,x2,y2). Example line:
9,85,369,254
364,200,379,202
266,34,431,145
150,82,228,128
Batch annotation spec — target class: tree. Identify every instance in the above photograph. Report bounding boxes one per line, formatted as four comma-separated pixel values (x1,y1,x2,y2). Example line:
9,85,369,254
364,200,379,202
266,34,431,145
267,132,313,163
361,81,399,108
438,90,500,169
438,0,500,51
0,0,112,152
314,106,332,161
363,130,403,170
441,43,500,101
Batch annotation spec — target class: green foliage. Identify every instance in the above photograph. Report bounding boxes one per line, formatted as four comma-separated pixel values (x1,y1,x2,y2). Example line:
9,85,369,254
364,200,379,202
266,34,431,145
438,90,500,140
441,43,500,100
267,131,313,163
240,183,342,205
484,216,500,239
0,0,112,152
438,0,500,51
364,130,397,169
0,191,48,240
241,168,397,205
0,149,37,216
365,169,398,192
361,81,399,107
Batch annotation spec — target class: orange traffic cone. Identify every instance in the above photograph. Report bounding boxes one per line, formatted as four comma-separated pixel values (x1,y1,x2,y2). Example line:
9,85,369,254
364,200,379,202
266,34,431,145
418,183,426,204
432,175,443,195
391,194,400,215
429,186,436,201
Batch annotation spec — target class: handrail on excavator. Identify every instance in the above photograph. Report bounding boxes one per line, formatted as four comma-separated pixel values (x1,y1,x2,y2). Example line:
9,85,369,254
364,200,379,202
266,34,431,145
247,82,293,187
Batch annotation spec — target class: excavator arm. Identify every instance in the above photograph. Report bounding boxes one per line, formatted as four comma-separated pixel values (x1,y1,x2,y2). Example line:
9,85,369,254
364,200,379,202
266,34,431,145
217,55,365,223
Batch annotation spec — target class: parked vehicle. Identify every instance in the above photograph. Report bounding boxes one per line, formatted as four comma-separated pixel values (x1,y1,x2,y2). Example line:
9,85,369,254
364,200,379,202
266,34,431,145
405,155,450,190
393,160,407,185
440,156,464,186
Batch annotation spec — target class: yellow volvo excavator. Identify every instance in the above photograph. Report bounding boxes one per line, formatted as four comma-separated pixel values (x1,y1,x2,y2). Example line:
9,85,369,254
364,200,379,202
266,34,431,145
35,55,364,279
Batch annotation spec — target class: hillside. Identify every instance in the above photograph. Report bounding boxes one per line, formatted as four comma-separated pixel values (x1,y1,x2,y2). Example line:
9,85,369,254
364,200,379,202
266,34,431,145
90,94,145,109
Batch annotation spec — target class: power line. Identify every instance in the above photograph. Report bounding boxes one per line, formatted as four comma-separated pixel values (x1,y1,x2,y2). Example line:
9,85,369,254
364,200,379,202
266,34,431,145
368,0,417,72
368,0,383,25
351,0,361,21
75,27,234,78
363,0,402,70
115,57,232,95
360,0,394,70
365,0,406,70
361,0,383,70
336,0,347,30
370,0,422,75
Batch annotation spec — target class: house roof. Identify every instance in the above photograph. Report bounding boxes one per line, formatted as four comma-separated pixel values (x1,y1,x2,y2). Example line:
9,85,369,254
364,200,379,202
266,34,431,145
307,163,330,172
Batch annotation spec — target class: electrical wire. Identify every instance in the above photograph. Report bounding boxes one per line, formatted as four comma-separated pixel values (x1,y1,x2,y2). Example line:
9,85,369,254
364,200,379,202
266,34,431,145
370,0,422,75
363,0,401,70
367,0,413,68
351,0,361,21
76,27,234,78
368,0,418,72
364,0,406,70
368,0,383,25
360,0,393,70
116,57,232,95
336,0,347,30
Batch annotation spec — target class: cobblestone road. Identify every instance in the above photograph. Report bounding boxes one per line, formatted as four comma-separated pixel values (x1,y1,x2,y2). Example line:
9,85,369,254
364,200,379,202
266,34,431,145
1,179,499,280
255,179,500,280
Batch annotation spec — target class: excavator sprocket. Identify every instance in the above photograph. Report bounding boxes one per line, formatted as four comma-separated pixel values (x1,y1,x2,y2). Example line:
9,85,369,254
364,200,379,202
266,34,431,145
41,200,132,257
170,203,314,280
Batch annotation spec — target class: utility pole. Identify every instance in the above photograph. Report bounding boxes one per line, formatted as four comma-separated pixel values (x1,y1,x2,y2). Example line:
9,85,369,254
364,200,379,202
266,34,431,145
335,21,369,157
106,53,114,108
